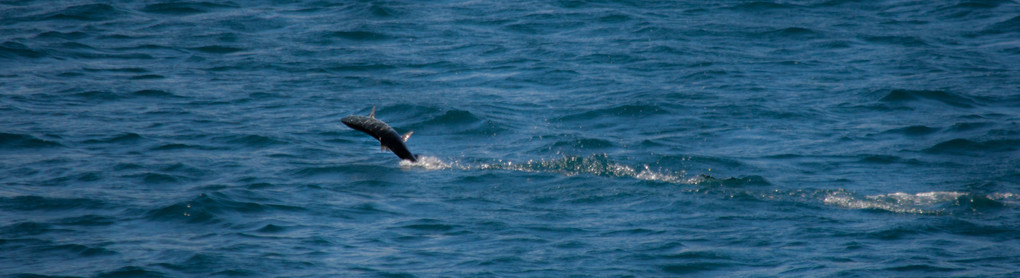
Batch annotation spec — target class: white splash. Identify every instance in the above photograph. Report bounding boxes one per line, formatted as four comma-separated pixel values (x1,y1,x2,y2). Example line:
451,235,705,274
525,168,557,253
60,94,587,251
399,155,453,170
636,165,683,183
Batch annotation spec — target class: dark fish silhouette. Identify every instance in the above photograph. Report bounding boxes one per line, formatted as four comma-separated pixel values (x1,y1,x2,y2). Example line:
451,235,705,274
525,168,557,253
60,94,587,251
341,106,417,162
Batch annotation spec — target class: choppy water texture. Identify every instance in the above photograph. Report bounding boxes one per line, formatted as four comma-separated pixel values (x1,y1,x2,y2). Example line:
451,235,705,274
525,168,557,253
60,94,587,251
2,0,1019,276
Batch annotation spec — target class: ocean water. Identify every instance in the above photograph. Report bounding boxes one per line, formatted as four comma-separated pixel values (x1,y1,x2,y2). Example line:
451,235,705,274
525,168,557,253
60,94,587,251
2,0,1019,276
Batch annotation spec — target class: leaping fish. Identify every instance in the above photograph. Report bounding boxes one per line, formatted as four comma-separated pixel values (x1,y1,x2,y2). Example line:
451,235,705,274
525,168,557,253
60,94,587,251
341,106,418,162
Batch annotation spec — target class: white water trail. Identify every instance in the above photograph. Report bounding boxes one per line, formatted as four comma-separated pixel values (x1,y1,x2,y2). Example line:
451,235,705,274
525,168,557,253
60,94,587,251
401,155,700,184
402,156,1020,215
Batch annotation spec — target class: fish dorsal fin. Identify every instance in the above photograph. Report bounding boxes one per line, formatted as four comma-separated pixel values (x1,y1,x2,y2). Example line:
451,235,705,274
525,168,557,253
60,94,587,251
369,105,376,118
381,142,388,151
402,131,413,142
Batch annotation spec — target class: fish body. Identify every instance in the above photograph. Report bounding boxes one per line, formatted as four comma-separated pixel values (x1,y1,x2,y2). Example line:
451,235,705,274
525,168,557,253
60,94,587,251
341,106,417,162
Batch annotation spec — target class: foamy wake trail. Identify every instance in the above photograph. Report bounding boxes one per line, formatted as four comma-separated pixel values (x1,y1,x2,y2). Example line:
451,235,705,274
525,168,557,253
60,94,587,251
402,156,1017,215
401,155,698,184
824,190,1019,214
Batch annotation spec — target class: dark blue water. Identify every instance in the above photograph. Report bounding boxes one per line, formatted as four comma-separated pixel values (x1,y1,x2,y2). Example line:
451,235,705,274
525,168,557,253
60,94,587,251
2,1,1019,276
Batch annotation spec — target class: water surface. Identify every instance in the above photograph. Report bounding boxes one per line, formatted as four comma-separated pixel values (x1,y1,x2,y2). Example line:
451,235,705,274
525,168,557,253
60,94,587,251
2,0,1019,276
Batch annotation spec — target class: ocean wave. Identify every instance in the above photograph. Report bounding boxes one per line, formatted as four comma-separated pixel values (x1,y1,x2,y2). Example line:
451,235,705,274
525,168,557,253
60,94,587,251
128,172,181,184
149,143,220,151
727,1,797,12
425,109,481,125
879,125,939,136
72,90,121,100
695,175,772,188
398,218,460,233
552,104,668,122
398,108,509,136
145,193,289,224
328,30,392,41
877,89,978,108
96,266,168,277
550,137,615,150
0,222,57,238
751,27,820,41
923,138,1020,155
56,214,116,227
980,15,1020,35
141,2,237,15
293,165,388,177
0,133,63,149
220,134,285,149
859,35,929,47
0,195,106,211
83,132,143,144
34,30,89,40
190,45,244,54
947,121,994,132
48,243,118,257
132,89,182,99
855,154,921,165
37,3,121,22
